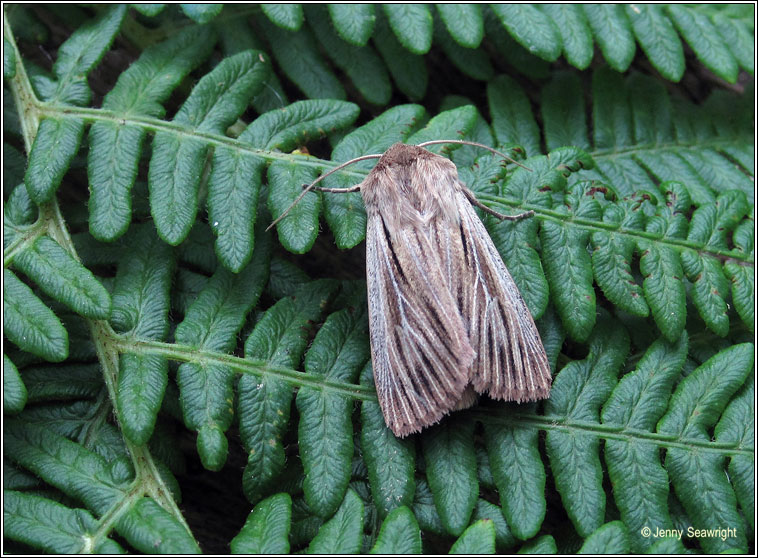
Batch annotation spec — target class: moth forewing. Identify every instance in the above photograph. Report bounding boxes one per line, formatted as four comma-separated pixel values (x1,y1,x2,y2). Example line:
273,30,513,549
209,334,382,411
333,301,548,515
454,188,552,401
281,142,551,437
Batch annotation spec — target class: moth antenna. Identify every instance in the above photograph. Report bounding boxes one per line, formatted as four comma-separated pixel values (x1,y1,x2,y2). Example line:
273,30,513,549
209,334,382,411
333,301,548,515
463,189,535,221
266,153,383,231
264,81,287,108
417,139,532,171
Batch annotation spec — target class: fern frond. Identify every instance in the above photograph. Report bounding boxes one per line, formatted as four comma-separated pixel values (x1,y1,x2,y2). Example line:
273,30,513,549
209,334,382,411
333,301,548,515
4,4,753,555
260,4,749,84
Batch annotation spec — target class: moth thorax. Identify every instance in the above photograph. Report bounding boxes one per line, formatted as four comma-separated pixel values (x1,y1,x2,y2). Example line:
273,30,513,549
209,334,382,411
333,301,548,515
411,160,461,222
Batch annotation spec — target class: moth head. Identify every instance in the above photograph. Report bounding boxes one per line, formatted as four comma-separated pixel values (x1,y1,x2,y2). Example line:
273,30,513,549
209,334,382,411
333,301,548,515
266,141,531,231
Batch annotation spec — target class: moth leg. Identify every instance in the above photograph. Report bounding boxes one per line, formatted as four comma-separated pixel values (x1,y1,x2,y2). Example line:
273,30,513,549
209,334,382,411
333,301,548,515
463,188,533,221
307,183,362,194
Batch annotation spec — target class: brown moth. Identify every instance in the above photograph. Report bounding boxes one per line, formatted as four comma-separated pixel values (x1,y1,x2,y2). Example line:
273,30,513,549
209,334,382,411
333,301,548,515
270,141,552,437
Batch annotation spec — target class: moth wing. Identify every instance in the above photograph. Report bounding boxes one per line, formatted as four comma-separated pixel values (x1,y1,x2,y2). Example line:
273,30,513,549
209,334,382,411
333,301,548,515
366,213,475,437
452,190,552,401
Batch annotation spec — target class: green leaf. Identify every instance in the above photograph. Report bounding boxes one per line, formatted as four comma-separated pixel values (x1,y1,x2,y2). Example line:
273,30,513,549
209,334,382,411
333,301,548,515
306,488,364,554
149,50,270,244
422,418,478,536
637,242,687,343
240,281,334,502
628,73,675,147
687,191,748,248
131,4,165,17
110,224,174,441
370,506,422,554
489,5,562,62
22,364,101,403
486,207,548,320
328,4,376,46
206,151,264,272
712,14,754,74
541,71,590,151
4,8,754,554
88,26,214,241
590,203,649,318
4,37,17,78
536,305,565,375
5,420,123,514
3,491,124,554
373,13,428,100
680,249,731,336
260,16,345,100
117,353,168,445
472,499,516,550
335,104,425,159
625,4,685,82
49,5,126,103
545,318,630,537
682,148,755,201
601,334,688,552
658,344,753,441
578,521,630,554
3,268,68,362
434,17,493,82
540,200,598,341
449,519,496,554
483,10,550,79
412,477,445,535
297,308,370,517
215,18,289,113
267,159,321,254
657,344,754,553
714,377,754,531
115,497,200,553
13,236,111,319
483,419,546,540
382,4,433,54
110,225,174,338
667,5,739,84
407,105,478,150
261,3,303,31
646,537,688,554
637,151,715,206
179,3,222,24
230,493,291,554
307,5,391,105
436,4,484,48
518,534,557,554
591,67,633,149
3,151,28,201
582,4,636,72
487,75,541,156
24,117,85,203
248,99,361,152
3,355,27,414
212,99,358,270
175,229,271,469
360,363,416,519
723,218,754,331
538,4,593,69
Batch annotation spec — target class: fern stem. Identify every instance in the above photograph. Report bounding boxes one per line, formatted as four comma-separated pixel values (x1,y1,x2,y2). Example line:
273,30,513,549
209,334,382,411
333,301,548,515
2,12,42,150
89,322,198,541
476,193,754,264
469,411,754,457
116,337,376,400
116,337,752,457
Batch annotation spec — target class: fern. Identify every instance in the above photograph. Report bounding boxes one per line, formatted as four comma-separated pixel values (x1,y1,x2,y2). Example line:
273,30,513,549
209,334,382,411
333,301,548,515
3,4,754,555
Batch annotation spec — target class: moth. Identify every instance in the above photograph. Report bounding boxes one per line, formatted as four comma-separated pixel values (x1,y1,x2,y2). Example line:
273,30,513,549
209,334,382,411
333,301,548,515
270,141,552,437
